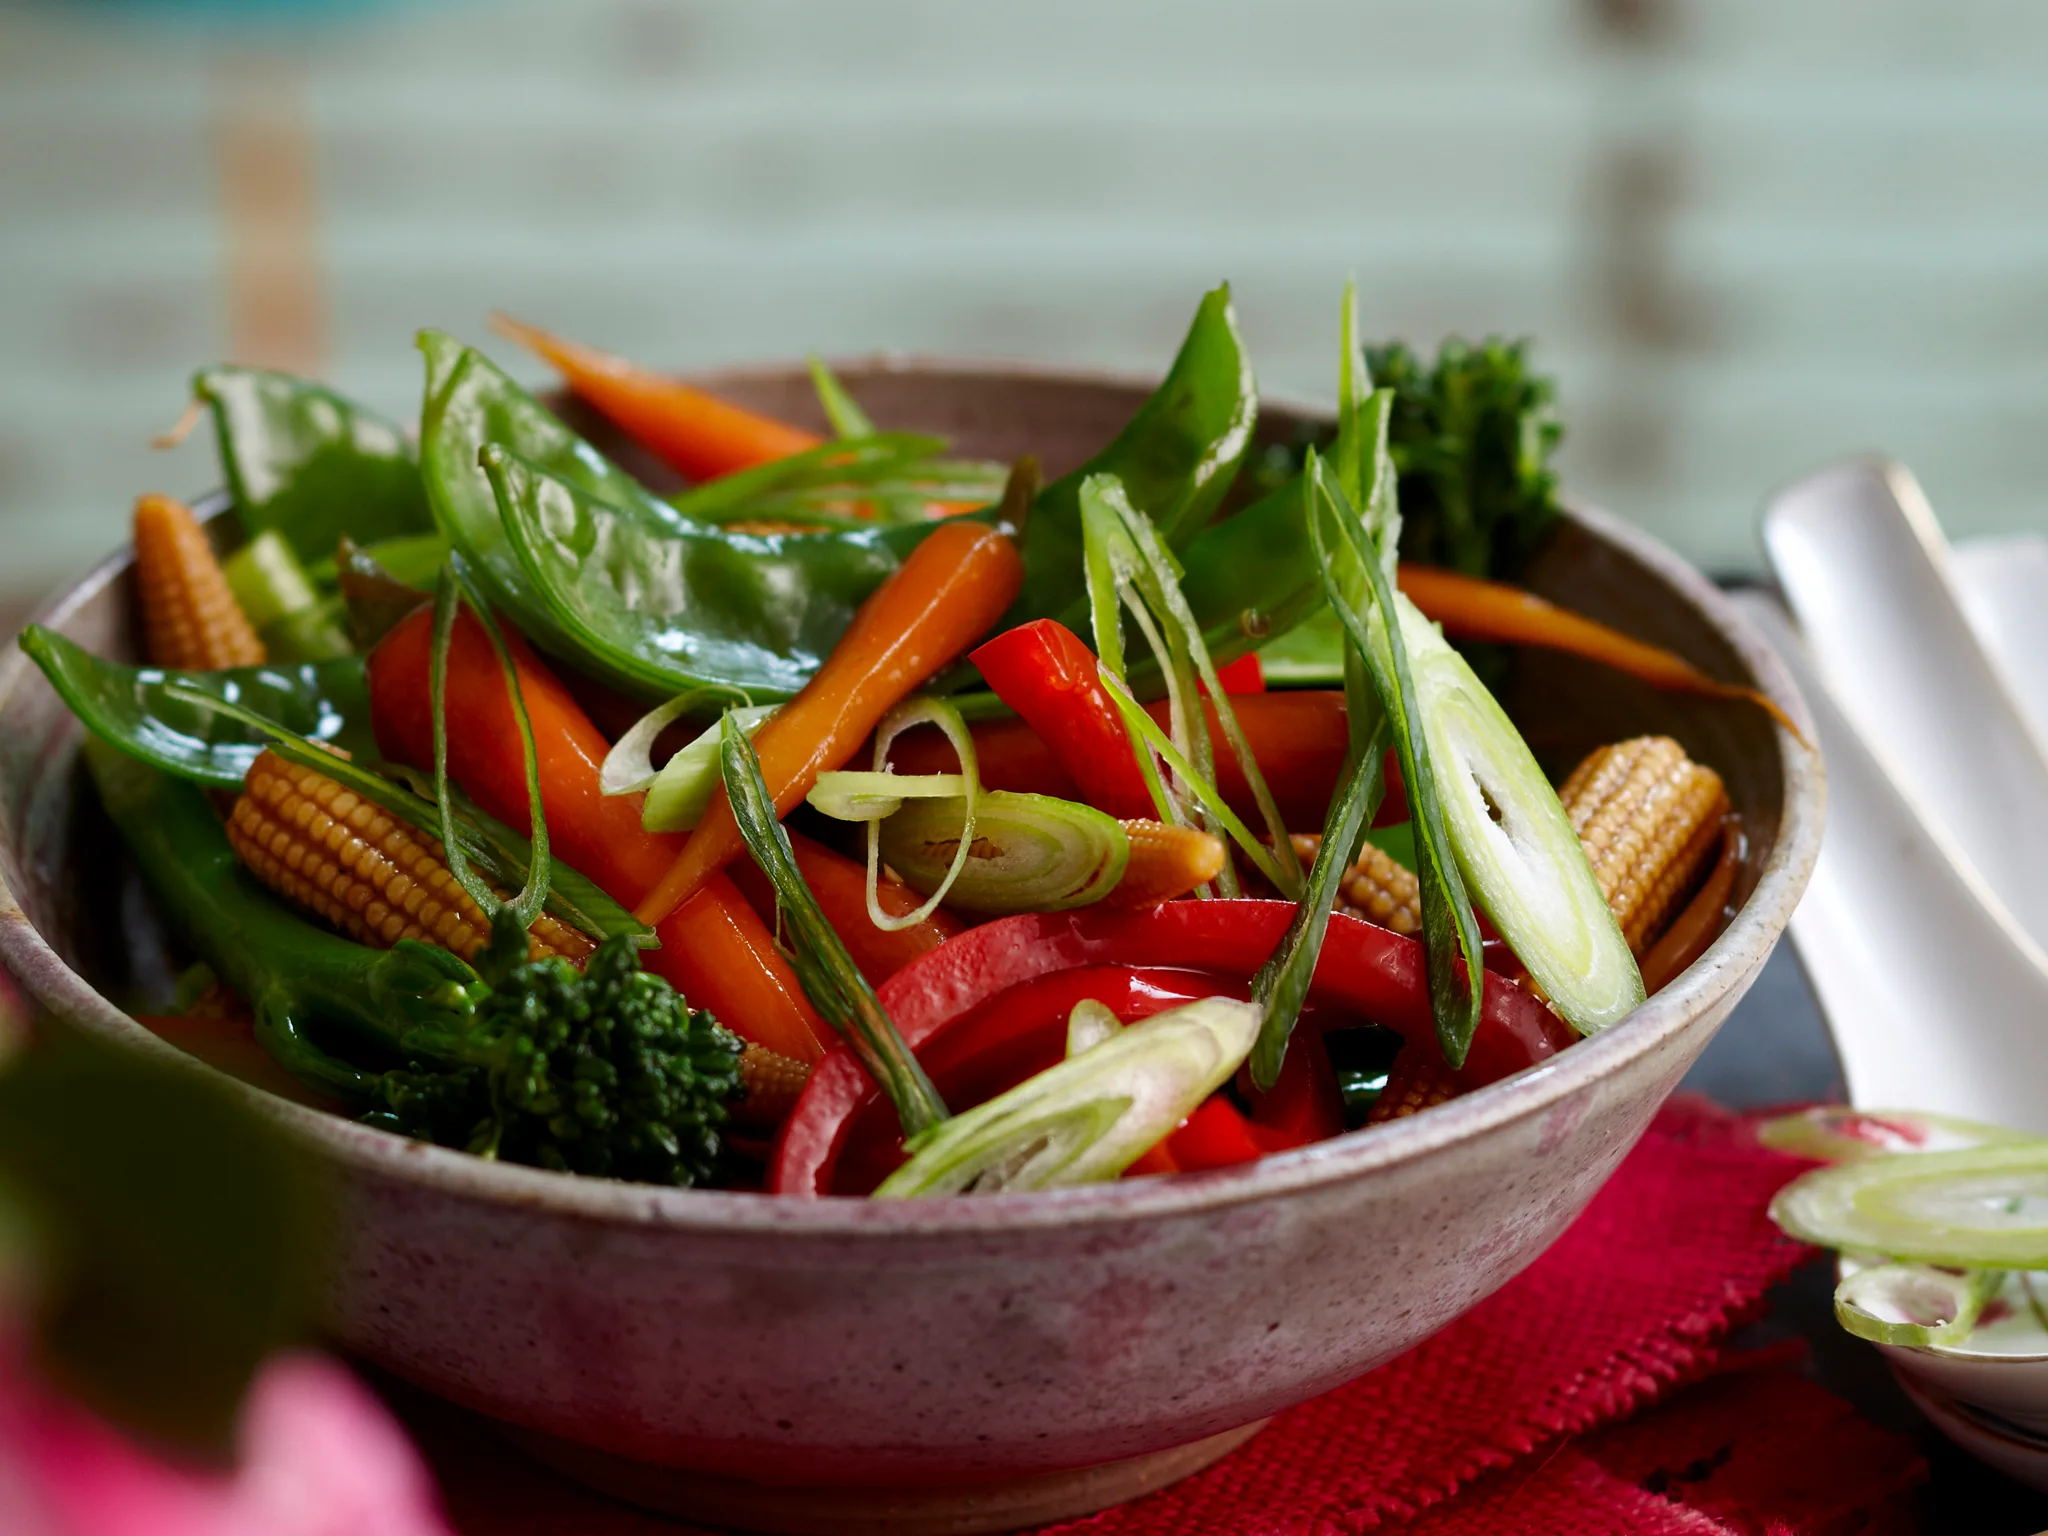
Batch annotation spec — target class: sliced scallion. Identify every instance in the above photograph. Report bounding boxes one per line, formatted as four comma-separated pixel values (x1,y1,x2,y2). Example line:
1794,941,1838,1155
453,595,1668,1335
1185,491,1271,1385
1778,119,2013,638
1834,1261,2005,1349
808,771,965,822
861,697,982,932
641,704,777,832
1758,1106,2039,1164
873,996,1260,1197
720,715,948,1139
601,688,747,798
1771,1144,2048,1269
878,790,1128,915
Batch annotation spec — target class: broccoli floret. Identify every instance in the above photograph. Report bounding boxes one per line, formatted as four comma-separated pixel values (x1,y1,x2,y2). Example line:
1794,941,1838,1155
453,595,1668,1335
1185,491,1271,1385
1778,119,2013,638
367,914,743,1186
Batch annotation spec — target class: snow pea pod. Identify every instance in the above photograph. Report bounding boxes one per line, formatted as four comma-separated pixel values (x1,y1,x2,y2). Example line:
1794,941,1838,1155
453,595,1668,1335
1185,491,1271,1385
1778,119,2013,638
1005,283,1257,628
194,366,433,564
20,625,371,790
484,446,939,702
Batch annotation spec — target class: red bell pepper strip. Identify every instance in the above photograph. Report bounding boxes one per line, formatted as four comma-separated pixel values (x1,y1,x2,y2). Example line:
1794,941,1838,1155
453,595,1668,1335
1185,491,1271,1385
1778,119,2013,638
888,689,1407,829
367,605,830,1064
1212,652,1265,695
492,313,822,482
1167,1097,1269,1171
968,619,1154,819
771,900,1571,1195
635,518,1024,927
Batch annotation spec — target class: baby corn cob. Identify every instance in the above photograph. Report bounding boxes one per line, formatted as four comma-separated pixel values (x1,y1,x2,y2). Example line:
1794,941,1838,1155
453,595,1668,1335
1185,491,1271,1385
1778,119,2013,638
1103,820,1227,908
1558,735,1727,953
1339,844,1423,937
226,749,592,966
132,493,267,671
735,1043,811,1127
1366,1046,1459,1125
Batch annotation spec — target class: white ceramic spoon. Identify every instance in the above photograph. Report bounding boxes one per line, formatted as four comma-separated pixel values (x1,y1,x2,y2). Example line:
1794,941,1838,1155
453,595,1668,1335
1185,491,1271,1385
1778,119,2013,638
1762,460,2048,954
1951,533,2048,753
1730,590,2048,1131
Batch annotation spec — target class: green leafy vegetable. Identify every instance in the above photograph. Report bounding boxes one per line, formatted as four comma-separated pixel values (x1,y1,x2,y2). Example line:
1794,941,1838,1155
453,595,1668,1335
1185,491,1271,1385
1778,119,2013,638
86,742,735,1186
720,714,949,1138
873,996,1260,1197
21,625,371,789
1007,283,1259,627
193,365,433,564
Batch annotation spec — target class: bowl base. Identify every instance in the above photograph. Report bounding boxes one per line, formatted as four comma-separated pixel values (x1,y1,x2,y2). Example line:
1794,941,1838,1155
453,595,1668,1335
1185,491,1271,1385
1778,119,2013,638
500,1419,1270,1536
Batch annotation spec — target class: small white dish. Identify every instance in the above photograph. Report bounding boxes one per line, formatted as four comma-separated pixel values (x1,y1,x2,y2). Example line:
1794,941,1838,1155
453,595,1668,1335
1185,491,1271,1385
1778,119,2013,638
1763,460,2048,955
1951,533,2048,755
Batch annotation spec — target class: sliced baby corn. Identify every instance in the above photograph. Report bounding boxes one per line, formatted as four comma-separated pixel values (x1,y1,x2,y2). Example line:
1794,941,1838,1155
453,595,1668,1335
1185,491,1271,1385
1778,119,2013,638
1366,1044,1460,1125
1557,735,1727,954
1103,819,1227,908
227,749,592,966
132,492,266,671
734,1042,811,1127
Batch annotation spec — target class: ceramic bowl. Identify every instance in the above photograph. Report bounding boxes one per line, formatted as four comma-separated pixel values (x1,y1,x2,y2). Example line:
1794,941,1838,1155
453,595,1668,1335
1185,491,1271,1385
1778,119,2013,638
0,363,1823,1535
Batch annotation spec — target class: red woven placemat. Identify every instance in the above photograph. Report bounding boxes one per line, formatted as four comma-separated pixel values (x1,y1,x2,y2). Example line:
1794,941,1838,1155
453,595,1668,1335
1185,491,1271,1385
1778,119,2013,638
409,1097,1922,1535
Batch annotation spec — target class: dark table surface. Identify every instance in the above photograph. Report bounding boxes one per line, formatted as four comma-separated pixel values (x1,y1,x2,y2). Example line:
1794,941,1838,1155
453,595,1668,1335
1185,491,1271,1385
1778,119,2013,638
1685,946,2048,1534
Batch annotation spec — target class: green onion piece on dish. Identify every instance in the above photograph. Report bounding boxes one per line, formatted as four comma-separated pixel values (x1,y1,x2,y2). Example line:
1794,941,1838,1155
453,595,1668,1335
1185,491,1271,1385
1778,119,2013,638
641,704,778,832
1757,1106,2041,1164
809,356,877,440
1834,1260,2005,1349
878,790,1128,916
808,771,966,823
873,996,1260,1197
721,714,948,1139
601,688,748,798
1770,1144,2048,1269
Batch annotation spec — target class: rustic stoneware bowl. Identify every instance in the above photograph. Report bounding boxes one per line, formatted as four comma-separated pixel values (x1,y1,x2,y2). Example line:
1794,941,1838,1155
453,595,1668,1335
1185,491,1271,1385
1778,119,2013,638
0,363,1822,1535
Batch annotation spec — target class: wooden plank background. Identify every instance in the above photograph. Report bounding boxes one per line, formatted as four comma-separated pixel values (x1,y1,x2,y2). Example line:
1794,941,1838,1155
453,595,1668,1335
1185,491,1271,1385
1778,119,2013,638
2,0,2045,608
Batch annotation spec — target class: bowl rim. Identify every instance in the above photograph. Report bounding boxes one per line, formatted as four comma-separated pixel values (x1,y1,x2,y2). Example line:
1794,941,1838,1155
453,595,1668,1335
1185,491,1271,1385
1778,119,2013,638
0,361,1824,1237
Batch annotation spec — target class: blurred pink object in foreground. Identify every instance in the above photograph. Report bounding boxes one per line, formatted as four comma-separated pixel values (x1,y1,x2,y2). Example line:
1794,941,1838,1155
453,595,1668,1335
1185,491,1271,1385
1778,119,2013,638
0,1347,455,1536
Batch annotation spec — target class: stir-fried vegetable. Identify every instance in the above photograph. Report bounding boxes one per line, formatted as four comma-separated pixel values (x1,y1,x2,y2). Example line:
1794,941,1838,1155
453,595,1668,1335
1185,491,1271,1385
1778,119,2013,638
87,741,741,1185
492,312,823,482
635,515,1024,926
130,493,268,672
875,996,1260,1197
879,791,1129,915
188,364,434,562
367,603,830,1064
222,530,351,663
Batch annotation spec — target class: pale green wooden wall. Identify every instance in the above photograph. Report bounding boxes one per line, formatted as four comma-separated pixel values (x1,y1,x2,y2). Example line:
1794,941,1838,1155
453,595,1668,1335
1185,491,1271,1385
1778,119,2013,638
3,0,2046,606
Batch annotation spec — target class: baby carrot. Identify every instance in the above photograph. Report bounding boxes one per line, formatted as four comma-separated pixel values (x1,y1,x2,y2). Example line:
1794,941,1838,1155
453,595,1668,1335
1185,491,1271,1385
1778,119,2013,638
368,605,829,1063
1396,565,1803,738
492,312,821,481
635,519,1024,927
726,829,962,987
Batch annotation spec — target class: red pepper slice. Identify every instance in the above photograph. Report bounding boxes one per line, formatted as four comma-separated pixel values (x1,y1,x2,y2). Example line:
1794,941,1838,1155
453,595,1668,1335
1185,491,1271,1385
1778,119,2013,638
968,619,1155,819
1212,652,1265,695
770,900,1573,1195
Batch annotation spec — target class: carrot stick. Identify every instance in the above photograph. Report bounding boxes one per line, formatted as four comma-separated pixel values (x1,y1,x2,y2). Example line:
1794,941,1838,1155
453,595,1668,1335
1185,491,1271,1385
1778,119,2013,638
635,518,1024,926
368,605,829,1063
727,830,961,987
491,312,821,481
1396,565,1805,739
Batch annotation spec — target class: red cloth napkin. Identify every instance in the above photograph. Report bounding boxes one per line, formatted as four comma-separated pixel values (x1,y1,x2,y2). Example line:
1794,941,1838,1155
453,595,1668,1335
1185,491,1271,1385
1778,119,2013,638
410,1097,1923,1536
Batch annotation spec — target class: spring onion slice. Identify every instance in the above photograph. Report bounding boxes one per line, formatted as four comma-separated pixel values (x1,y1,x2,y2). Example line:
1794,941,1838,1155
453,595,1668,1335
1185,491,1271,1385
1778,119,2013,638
721,715,947,1138
641,704,777,832
808,771,965,822
601,686,749,797
1759,1106,2042,1164
1066,999,1124,1057
1771,1145,2048,1268
1097,670,1295,896
1834,1261,2005,1348
1093,475,1303,893
1248,732,1389,1089
861,697,982,932
873,996,1260,1197
879,791,1128,915
1308,452,1487,1067
809,356,877,439
159,685,650,947
430,558,550,929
